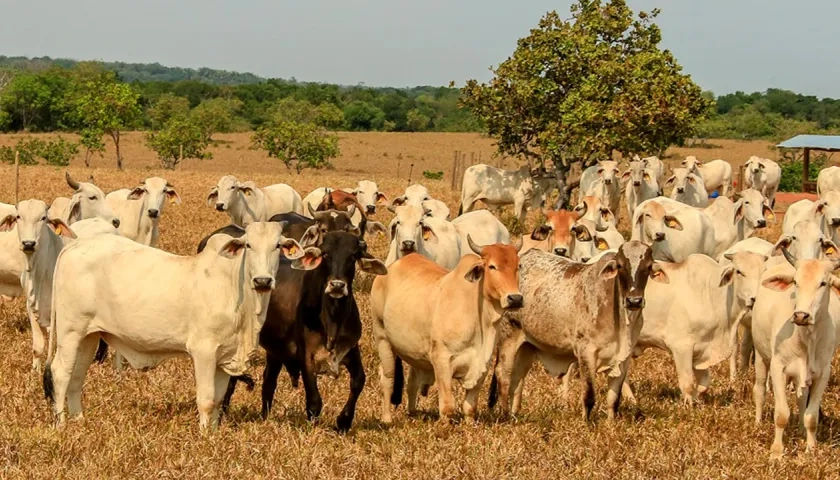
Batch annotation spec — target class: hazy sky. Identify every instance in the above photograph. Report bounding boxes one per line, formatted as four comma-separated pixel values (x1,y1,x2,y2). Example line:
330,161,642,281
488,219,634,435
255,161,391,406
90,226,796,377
2,0,838,97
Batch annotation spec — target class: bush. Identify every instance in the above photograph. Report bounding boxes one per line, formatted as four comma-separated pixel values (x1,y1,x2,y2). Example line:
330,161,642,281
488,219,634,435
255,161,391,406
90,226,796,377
251,120,339,173
145,119,212,169
0,136,78,166
778,154,826,192
422,170,443,180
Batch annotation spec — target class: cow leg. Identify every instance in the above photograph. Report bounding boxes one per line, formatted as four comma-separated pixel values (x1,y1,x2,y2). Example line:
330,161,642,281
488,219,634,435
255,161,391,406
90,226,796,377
47,331,85,426
510,345,536,416
578,351,598,422
114,352,125,372
431,343,456,421
797,385,809,435
513,196,527,224
462,374,486,423
220,377,238,417
753,353,768,425
406,367,423,416
66,335,99,419
301,354,323,423
260,354,284,420
769,361,789,459
672,348,697,404
804,372,830,452
375,337,397,424
336,345,365,432
606,359,631,420
694,368,711,397
729,326,740,382
29,309,46,373
739,330,754,375
193,357,227,431
560,362,576,404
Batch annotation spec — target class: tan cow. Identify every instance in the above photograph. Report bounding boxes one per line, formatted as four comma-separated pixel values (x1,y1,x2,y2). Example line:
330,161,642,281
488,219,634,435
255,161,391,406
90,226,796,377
371,236,523,423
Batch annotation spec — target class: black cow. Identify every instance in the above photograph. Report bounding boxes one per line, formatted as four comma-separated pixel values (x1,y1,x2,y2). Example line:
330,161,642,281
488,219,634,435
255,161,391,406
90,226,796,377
222,231,387,431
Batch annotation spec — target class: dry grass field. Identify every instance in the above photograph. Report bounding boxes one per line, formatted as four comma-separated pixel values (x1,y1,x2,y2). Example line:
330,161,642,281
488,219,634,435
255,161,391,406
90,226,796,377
1,132,839,479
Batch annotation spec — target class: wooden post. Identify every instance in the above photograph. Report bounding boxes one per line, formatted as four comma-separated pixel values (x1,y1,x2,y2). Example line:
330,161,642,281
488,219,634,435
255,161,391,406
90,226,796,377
451,151,459,190
14,150,19,205
179,145,183,164
407,163,414,185
470,152,475,166
803,148,811,192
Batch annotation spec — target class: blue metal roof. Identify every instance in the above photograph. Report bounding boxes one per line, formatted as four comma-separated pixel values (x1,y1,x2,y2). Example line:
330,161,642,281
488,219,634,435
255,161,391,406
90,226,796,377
777,134,840,151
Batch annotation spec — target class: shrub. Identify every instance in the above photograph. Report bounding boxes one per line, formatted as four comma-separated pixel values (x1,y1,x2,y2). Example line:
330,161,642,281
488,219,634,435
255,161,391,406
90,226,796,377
251,120,339,173
422,170,444,180
778,154,826,192
0,136,78,166
145,119,212,169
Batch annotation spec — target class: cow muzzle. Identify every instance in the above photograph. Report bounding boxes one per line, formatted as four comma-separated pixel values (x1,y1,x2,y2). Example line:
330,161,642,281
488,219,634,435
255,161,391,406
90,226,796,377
654,232,666,242
792,311,813,326
503,293,524,309
625,296,645,310
676,187,685,194
400,240,416,254
366,205,376,214
633,181,641,187
325,279,348,298
21,240,36,253
112,218,121,228
756,219,766,228
553,247,568,257
147,209,160,219
215,203,226,212
252,276,274,292
604,179,612,185
831,218,840,227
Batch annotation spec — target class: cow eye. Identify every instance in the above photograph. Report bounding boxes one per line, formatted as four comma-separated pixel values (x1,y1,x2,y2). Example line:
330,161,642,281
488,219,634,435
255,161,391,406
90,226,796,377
15,215,20,220
88,196,97,200
245,243,252,249
820,281,828,287
745,201,750,205
489,265,497,270
736,270,744,276
791,236,797,241
41,216,46,221
230,186,235,190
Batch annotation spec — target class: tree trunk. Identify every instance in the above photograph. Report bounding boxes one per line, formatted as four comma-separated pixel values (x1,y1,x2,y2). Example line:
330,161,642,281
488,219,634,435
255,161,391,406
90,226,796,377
553,165,573,210
111,130,122,170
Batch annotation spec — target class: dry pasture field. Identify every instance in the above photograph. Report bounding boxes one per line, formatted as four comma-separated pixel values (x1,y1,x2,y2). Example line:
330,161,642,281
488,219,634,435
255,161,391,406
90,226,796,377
1,132,839,479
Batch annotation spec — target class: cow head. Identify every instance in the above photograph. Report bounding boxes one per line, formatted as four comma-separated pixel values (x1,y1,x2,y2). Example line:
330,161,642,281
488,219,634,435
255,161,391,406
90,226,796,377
598,241,667,311
574,196,616,229
772,219,839,260
745,156,765,176
387,205,441,259
720,251,768,310
0,199,76,257
465,235,524,310
529,209,579,257
596,161,620,187
621,161,657,191
352,180,388,215
127,177,181,220
733,188,773,229
665,167,702,199
389,184,430,208
814,192,840,229
763,251,840,326
218,221,304,292
208,175,254,212
64,172,120,228
634,200,682,246
422,199,451,220
301,206,361,246
681,156,703,175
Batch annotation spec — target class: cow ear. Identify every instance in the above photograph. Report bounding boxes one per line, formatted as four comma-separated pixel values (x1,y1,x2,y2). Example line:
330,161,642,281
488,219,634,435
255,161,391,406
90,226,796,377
280,238,304,259
464,261,484,283
219,238,246,258
207,188,219,207
718,265,735,287
166,188,182,205
239,185,256,196
814,201,827,216
292,247,323,271
762,274,794,292
687,176,696,185
772,237,791,256
422,224,438,244
376,192,389,204
723,252,735,261
830,275,840,297
763,204,775,222
127,187,146,201
759,163,766,170
0,214,16,232
358,257,388,275
822,240,839,258
390,196,407,207
733,200,745,223
664,215,683,231
620,170,631,182
650,263,669,283
530,224,552,241
572,224,592,242
599,260,619,280
600,208,614,224
48,218,77,239
665,176,675,187
68,197,82,223
595,236,609,251
365,221,387,238
300,225,322,247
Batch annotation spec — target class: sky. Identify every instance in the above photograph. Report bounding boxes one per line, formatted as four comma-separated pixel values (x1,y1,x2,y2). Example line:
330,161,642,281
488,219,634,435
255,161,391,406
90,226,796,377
1,0,838,97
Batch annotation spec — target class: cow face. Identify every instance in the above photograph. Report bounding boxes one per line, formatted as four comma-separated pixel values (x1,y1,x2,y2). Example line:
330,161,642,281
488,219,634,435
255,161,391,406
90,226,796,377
219,221,303,292
532,209,578,257
0,200,76,255
464,235,524,310
773,219,839,260
208,175,247,212
665,167,701,198
574,196,616,230
720,251,768,310
621,161,656,190
812,193,840,229
388,205,437,259
353,180,388,215
681,156,702,175
300,208,360,247
763,255,840,326
127,177,181,220
600,241,667,311
64,172,119,227
596,161,620,187
634,200,682,246
422,199,450,220
734,189,773,229
745,156,765,176
390,184,430,208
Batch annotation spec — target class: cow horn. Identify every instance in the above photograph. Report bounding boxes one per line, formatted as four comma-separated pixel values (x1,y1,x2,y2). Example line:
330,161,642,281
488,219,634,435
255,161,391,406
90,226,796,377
66,172,80,190
346,204,356,218
781,247,797,267
166,180,173,187
467,234,483,255
307,203,317,217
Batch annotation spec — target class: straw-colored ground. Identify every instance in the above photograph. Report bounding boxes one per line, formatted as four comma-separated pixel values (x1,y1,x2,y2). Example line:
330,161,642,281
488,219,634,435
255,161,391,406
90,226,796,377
0,132,838,479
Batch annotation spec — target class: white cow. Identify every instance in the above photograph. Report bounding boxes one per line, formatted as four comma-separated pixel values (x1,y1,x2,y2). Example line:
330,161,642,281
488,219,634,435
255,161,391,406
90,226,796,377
682,156,732,196
579,161,622,217
0,200,76,372
48,172,120,227
392,184,432,208
459,165,555,222
622,161,660,218
42,222,308,430
635,252,766,403
348,180,389,215
744,156,781,207
781,192,840,245
631,197,716,263
665,167,708,208
774,219,840,263
640,155,666,187
207,175,303,226
421,199,450,220
301,187,331,217
451,210,510,248
0,202,24,301
106,177,181,248
385,205,461,269
571,219,623,262
817,166,840,199
573,195,617,230
703,190,773,259
752,254,840,458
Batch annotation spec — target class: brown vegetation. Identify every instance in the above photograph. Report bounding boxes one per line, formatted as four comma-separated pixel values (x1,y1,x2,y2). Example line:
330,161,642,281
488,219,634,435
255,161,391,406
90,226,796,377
0,132,836,478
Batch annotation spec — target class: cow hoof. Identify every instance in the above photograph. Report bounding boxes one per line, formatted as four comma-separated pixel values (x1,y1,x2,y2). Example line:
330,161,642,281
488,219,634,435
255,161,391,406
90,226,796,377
335,413,354,433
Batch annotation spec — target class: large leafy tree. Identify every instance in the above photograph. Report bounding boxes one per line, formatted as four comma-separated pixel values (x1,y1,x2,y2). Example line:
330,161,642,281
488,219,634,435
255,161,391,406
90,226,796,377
251,119,339,173
461,0,711,204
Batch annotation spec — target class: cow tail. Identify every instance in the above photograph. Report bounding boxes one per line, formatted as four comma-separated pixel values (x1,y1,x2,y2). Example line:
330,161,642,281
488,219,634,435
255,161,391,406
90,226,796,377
487,373,499,410
391,356,404,407
94,339,109,364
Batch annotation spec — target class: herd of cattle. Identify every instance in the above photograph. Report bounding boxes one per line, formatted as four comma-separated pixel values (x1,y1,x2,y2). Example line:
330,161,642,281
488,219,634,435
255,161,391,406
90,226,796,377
6,154,840,458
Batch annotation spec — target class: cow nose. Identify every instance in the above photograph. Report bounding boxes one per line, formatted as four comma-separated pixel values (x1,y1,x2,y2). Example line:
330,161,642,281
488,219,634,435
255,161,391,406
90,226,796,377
252,277,274,291
747,297,756,308
625,296,645,309
112,218,121,228
505,294,524,309
366,205,376,214
831,218,840,227
329,279,346,290
147,209,159,219
792,311,811,326
215,203,225,212
580,257,591,263
21,240,36,252
401,240,416,251
756,219,767,228
654,232,666,242
633,181,641,187
604,179,612,185
553,247,567,257
676,187,685,193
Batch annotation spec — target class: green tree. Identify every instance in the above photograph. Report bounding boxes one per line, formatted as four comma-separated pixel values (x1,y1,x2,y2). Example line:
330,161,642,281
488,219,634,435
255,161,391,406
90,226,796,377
190,97,245,142
405,109,430,132
147,93,189,129
343,101,385,131
145,118,212,169
461,0,711,205
0,73,52,130
269,97,343,129
251,120,339,173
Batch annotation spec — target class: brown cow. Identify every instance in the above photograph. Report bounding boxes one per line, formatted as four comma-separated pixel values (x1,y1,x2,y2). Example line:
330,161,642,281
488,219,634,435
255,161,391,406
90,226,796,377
523,209,596,260
316,190,386,237
489,241,668,421
371,236,523,423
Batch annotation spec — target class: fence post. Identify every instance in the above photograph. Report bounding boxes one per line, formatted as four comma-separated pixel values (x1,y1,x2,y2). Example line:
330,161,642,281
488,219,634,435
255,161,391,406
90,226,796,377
451,151,459,190
470,152,475,166
14,150,20,205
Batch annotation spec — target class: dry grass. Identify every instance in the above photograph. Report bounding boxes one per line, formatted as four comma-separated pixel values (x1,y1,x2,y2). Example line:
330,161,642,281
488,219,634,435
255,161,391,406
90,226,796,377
0,132,838,479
